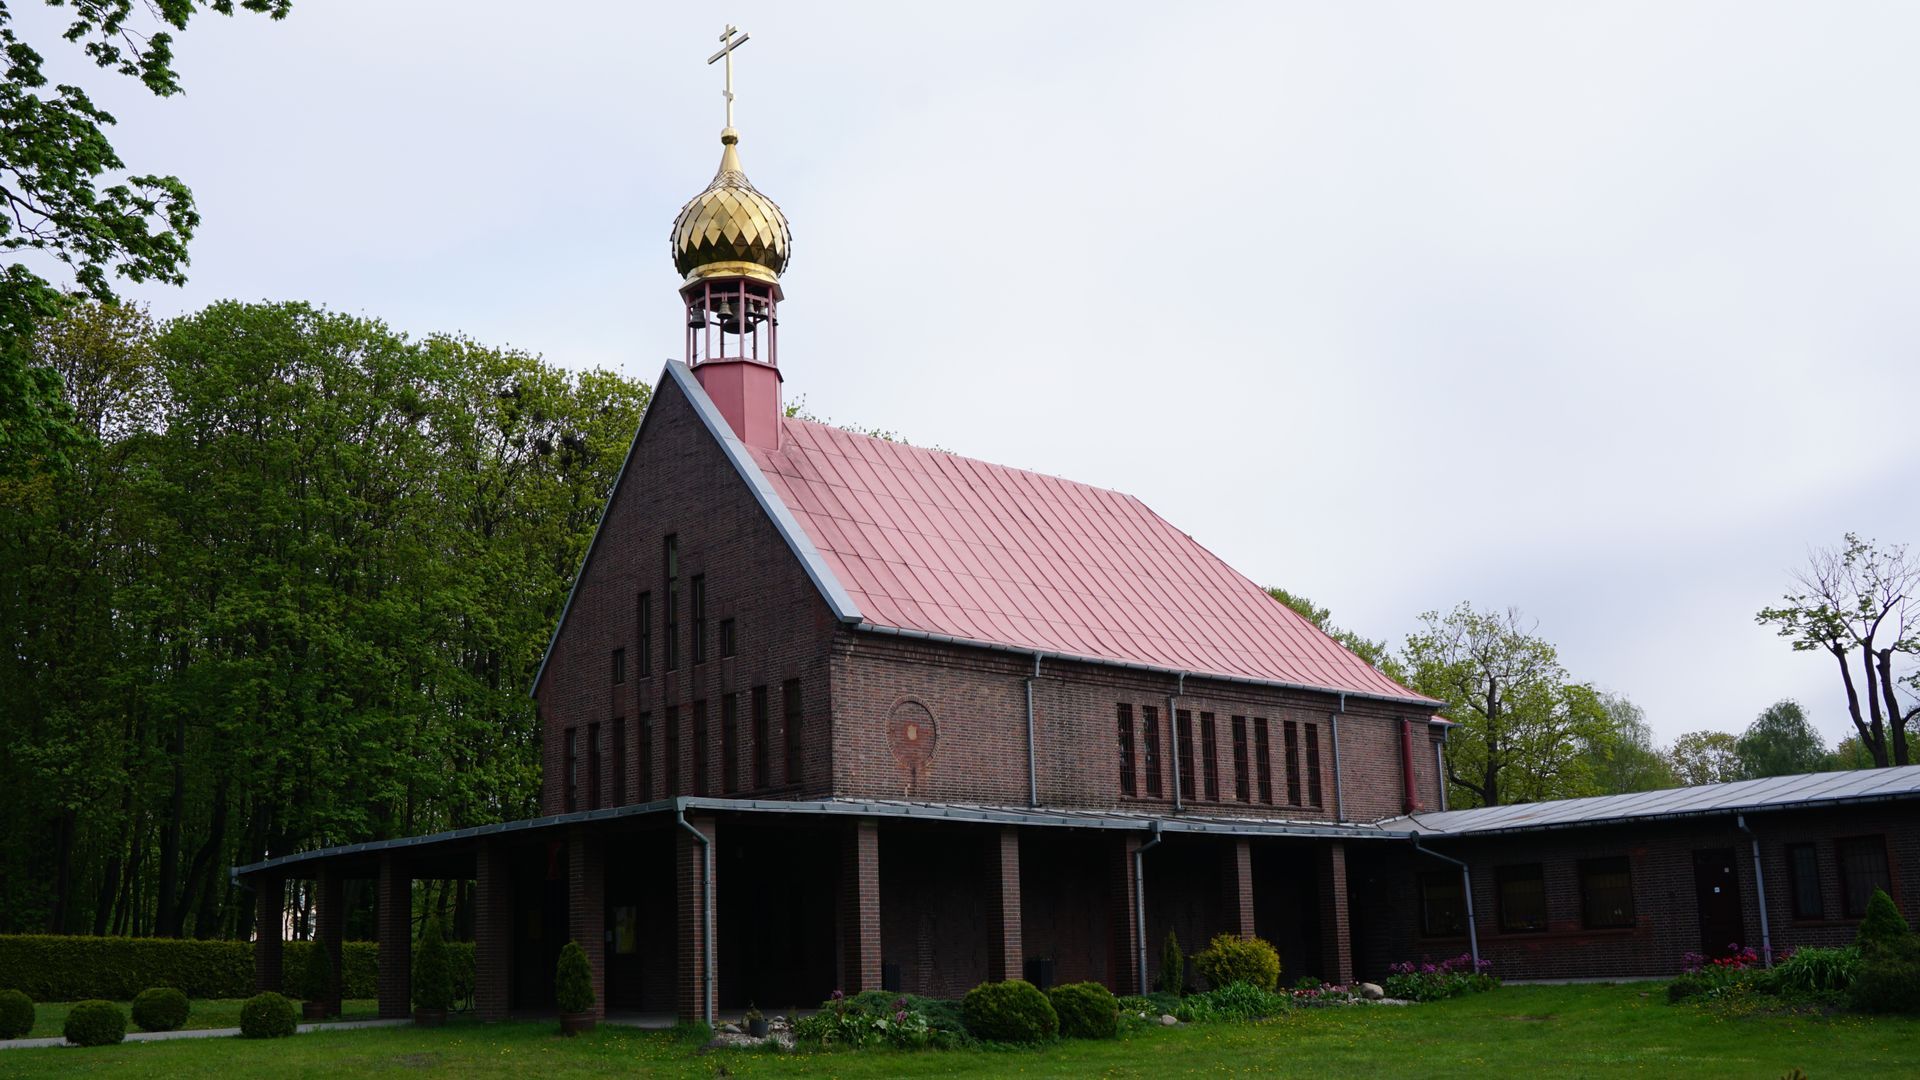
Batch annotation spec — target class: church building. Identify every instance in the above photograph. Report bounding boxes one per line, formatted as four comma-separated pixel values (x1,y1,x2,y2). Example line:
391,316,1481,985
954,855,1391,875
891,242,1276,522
233,38,1920,1025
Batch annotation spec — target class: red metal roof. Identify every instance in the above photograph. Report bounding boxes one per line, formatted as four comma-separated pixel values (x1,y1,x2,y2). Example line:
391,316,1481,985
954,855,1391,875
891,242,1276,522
749,418,1429,702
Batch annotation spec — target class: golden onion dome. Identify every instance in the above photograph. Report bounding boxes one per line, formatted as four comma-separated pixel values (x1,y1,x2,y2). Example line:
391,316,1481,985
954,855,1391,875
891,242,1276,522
670,127,791,285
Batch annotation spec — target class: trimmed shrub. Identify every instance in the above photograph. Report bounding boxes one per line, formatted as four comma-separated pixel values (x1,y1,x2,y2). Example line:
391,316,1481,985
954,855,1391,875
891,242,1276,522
300,941,334,1004
414,917,453,1012
63,1000,127,1046
1175,981,1290,1022
131,986,190,1032
0,934,435,1001
1192,933,1281,992
240,991,297,1039
1049,981,1118,1039
556,940,594,1015
1158,931,1184,995
0,989,33,1039
961,979,1058,1043
1854,890,1912,958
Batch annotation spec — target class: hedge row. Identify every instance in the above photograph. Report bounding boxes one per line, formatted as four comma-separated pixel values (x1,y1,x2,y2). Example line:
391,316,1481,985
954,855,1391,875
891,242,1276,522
0,935,474,1003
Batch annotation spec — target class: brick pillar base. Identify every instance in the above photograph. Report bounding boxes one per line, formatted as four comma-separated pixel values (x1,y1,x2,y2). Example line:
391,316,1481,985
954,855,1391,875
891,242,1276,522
317,869,345,1012
474,841,511,1022
567,829,607,1020
676,816,718,1022
986,827,1023,982
376,855,412,1019
1111,835,1144,994
840,819,882,993
1223,838,1256,940
254,877,284,993
1318,842,1354,984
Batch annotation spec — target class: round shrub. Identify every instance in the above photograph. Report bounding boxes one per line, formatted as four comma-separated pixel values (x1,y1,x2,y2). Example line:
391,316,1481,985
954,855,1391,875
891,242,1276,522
63,999,126,1046
1048,981,1118,1039
1855,890,1912,958
555,940,594,1015
962,979,1057,1043
1192,933,1281,992
239,991,297,1039
0,989,33,1039
131,986,190,1032
414,916,453,1012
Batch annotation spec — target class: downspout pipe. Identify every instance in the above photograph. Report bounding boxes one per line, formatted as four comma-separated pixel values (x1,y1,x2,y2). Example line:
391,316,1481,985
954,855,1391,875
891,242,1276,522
1736,814,1772,966
674,805,715,1025
1331,693,1347,822
1168,673,1186,811
1025,654,1042,808
1409,832,1479,968
1434,725,1450,812
1134,821,1163,992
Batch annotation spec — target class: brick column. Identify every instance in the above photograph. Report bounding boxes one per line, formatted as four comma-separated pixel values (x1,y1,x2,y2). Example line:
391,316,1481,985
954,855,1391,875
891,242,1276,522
316,869,345,1012
676,815,718,1023
376,854,412,1019
1223,838,1256,939
1318,842,1354,984
567,829,607,1020
473,841,511,1022
986,827,1023,982
1110,834,1144,994
254,877,284,993
839,818,882,992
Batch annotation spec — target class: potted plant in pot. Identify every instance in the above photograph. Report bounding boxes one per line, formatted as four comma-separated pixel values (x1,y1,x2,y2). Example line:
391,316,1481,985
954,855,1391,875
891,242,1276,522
300,941,334,1020
745,1004,768,1038
556,940,595,1036
413,915,453,1027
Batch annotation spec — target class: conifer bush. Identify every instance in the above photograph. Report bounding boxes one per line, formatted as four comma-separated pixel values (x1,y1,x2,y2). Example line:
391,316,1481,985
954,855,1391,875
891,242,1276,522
239,991,297,1038
1849,890,1920,1014
1158,931,1184,995
1192,933,1281,992
0,989,34,1039
1048,981,1118,1038
131,986,190,1032
555,941,594,1015
63,1000,127,1046
961,979,1058,1043
1854,890,1911,957
414,916,453,1012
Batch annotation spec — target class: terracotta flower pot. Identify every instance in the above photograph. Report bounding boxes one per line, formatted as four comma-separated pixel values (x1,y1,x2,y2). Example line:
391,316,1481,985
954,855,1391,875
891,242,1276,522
559,1012,597,1037
413,1007,447,1028
301,1001,331,1021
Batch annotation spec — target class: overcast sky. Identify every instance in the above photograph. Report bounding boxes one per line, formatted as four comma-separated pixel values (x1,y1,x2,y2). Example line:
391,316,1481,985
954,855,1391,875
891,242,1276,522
32,1,1920,746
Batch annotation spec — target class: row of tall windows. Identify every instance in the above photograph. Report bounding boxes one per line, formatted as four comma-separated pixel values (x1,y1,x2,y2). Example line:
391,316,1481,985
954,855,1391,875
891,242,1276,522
1788,836,1892,919
1423,857,1638,937
614,536,740,682
566,679,805,810
1115,704,1323,808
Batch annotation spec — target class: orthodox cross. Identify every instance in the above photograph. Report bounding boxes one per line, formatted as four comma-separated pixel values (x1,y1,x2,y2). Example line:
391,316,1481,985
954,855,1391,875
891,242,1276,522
707,25,751,128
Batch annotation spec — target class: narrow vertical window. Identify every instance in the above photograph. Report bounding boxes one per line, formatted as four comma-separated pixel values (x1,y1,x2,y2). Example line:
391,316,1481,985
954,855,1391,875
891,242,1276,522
691,574,707,663
720,618,737,658
611,648,625,685
691,699,709,797
1284,720,1301,806
1176,709,1196,802
664,705,680,796
1579,856,1636,928
664,535,680,671
1253,718,1272,804
1201,712,1219,800
783,679,803,785
564,726,579,812
1232,716,1250,802
636,592,652,677
611,718,626,806
586,721,602,810
1305,724,1323,808
1838,836,1892,917
1117,704,1137,796
751,685,770,789
1142,705,1163,798
638,713,653,801
720,693,738,793
1786,843,1821,920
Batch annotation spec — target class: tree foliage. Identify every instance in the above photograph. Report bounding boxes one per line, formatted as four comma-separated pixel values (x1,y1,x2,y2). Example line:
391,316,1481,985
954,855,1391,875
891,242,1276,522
1267,587,1404,682
1582,692,1675,794
1735,699,1827,779
1667,730,1741,786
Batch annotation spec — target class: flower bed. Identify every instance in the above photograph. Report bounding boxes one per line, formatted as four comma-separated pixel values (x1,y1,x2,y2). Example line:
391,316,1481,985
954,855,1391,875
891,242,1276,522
1383,955,1498,1002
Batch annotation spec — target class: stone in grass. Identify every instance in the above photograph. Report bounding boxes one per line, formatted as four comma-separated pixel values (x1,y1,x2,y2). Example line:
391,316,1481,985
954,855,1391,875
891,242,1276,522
1158,1014,1179,1026
1359,983,1384,1000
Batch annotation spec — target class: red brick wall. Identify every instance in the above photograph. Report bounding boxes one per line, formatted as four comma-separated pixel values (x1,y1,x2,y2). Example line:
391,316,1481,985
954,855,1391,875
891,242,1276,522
535,377,838,814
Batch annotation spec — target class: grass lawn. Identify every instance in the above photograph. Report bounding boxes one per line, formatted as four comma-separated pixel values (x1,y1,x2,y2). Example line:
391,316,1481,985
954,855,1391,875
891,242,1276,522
3,984,1916,1077
23,999,381,1040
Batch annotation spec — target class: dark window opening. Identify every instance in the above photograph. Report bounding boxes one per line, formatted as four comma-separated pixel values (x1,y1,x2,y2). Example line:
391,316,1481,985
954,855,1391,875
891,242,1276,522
691,699,709,797
1142,705,1163,798
611,648,625,685
611,718,626,806
636,592,652,678
720,693,738,794
664,705,680,795
1201,713,1219,800
1231,716,1250,802
1176,709,1196,801
1787,843,1822,920
1117,704,1137,797
1420,871,1466,937
1305,724,1323,808
1838,836,1892,917
1253,717,1273,804
720,617,737,658
638,713,654,801
563,726,579,813
586,721,602,810
1579,856,1635,928
783,679,803,786
664,536,680,671
751,685,770,789
691,574,707,664
1284,719,1301,806
1497,864,1548,933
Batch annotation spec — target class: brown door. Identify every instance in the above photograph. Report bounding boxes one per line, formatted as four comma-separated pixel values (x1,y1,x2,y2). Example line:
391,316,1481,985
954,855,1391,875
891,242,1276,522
1692,848,1744,957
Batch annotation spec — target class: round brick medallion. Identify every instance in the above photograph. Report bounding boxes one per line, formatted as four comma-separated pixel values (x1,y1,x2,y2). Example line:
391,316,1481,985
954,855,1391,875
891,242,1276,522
888,699,937,774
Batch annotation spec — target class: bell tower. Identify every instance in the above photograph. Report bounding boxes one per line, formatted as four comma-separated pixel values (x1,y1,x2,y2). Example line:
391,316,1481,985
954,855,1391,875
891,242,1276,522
670,25,791,451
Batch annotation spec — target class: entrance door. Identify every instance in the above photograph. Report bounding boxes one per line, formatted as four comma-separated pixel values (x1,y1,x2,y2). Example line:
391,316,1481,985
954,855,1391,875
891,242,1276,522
1691,848,1744,957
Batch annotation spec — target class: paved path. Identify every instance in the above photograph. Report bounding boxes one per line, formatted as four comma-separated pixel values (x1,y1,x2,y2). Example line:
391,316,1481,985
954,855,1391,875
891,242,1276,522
0,1017,409,1050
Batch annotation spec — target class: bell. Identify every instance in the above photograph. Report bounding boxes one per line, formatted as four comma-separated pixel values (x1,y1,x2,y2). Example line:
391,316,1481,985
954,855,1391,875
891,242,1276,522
716,299,743,334
686,304,706,329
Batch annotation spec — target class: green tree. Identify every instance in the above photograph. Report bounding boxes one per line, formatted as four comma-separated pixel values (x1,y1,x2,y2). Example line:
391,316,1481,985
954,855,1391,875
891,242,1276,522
1267,587,1405,683
1583,692,1676,794
1666,730,1741,786
1757,534,1918,767
1826,735,1878,771
1401,603,1610,807
1735,699,1827,779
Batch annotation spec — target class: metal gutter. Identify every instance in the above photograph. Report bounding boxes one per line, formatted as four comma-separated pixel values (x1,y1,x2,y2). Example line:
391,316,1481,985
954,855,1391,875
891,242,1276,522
1409,832,1480,967
1133,821,1163,991
675,804,716,1023
1331,694,1347,822
1736,814,1772,966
